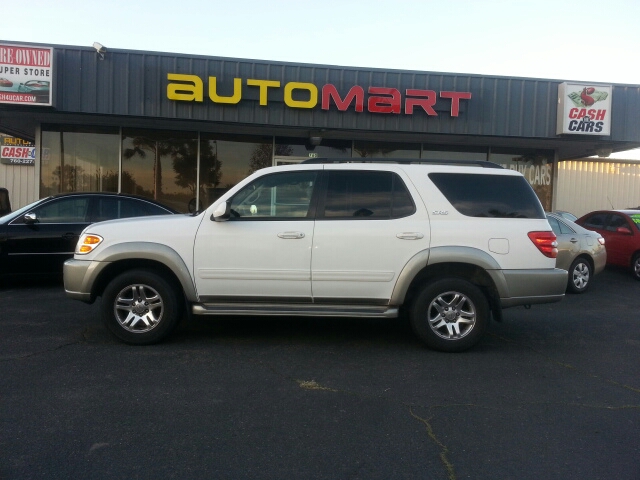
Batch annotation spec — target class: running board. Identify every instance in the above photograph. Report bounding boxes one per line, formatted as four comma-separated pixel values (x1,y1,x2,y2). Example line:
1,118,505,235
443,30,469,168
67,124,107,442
192,303,399,318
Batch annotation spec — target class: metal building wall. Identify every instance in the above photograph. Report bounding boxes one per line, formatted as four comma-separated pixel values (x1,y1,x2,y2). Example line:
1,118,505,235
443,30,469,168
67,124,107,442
47,46,569,139
0,163,36,210
556,160,640,217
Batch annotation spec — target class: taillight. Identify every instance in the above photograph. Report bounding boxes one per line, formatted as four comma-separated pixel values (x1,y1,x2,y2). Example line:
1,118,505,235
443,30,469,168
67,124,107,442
528,231,558,258
597,237,605,246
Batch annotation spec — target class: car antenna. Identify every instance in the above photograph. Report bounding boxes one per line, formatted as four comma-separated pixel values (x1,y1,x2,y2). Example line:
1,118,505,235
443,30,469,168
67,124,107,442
607,196,614,209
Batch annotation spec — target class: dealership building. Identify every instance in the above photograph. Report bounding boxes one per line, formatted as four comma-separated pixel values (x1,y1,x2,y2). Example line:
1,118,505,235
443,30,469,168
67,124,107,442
1,40,640,212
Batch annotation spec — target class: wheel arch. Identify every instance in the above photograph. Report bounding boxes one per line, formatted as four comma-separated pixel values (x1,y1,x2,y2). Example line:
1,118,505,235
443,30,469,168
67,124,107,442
391,246,503,317
89,242,197,302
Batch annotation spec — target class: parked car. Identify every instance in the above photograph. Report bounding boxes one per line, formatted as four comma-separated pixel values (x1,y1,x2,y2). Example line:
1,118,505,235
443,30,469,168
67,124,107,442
546,212,606,293
576,210,640,280
0,77,13,88
17,80,50,102
552,210,578,222
64,159,567,351
0,192,177,280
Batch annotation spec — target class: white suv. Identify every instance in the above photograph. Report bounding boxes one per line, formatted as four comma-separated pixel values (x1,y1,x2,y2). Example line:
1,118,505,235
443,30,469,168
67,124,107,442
64,159,567,352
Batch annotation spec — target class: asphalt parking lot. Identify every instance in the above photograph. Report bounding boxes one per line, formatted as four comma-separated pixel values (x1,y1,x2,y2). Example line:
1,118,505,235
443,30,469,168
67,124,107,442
1,267,639,480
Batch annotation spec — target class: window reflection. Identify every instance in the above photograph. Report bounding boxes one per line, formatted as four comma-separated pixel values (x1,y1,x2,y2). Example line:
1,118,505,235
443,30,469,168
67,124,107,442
122,129,197,213
489,150,554,211
275,137,351,162
353,141,419,159
200,134,273,208
41,126,119,196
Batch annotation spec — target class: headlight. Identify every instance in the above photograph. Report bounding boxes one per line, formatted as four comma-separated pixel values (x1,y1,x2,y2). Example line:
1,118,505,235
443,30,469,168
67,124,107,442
76,234,103,254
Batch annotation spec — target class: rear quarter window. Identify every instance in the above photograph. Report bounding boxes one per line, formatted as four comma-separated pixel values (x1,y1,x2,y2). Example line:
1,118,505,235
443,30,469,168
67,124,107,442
429,173,545,219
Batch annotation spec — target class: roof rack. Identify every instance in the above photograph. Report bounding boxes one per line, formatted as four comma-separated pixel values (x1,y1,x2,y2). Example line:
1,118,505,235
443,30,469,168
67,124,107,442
300,158,503,169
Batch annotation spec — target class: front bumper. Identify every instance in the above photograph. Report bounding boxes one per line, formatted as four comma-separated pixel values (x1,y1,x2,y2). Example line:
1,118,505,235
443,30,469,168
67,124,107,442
63,258,104,302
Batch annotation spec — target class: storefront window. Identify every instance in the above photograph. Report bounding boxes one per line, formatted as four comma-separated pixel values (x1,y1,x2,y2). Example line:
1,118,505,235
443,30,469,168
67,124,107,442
489,150,554,211
422,147,487,162
353,141,420,159
199,133,274,208
275,137,351,163
41,126,119,196
122,129,197,213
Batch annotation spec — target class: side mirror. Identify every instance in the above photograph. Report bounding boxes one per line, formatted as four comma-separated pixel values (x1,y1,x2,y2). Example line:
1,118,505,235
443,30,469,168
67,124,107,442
616,226,632,235
211,201,231,222
23,212,38,224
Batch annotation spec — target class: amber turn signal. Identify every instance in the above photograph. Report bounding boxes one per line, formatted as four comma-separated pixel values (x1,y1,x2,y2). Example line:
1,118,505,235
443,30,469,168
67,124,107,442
76,234,103,254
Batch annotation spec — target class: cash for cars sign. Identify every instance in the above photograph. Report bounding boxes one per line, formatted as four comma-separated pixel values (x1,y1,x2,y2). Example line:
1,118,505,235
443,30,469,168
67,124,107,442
556,82,612,136
1,137,36,165
0,43,53,106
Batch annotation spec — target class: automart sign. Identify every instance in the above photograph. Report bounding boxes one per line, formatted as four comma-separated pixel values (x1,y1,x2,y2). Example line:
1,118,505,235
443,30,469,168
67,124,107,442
1,136,36,165
556,82,612,136
0,43,53,106
167,74,472,117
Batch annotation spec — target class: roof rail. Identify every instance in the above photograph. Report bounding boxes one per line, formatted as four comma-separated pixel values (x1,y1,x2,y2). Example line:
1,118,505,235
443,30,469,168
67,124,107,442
300,158,503,169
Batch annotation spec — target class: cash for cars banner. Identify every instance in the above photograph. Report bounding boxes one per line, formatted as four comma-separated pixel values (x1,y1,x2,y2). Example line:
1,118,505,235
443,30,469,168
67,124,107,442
556,82,612,136
0,43,53,106
1,137,36,165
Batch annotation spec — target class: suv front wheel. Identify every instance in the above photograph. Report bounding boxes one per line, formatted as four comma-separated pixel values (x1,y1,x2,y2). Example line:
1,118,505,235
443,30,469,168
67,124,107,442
101,269,183,345
410,278,489,352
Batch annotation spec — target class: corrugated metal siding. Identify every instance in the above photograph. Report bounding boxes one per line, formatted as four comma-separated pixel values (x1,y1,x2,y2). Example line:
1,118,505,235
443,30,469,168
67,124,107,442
0,163,37,210
50,47,574,138
556,160,640,217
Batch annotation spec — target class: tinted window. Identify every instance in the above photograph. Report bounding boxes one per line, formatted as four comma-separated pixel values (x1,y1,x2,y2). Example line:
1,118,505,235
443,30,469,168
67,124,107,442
92,197,170,222
429,173,545,219
229,171,317,219
583,213,607,229
547,215,574,235
32,197,90,223
606,214,629,232
320,171,415,219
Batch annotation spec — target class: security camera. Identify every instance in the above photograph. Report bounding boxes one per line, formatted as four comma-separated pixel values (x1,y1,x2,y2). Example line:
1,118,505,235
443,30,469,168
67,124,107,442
309,136,322,146
93,42,106,60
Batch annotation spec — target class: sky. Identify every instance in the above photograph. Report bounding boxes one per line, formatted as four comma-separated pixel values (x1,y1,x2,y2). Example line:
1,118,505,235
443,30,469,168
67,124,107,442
2,0,639,158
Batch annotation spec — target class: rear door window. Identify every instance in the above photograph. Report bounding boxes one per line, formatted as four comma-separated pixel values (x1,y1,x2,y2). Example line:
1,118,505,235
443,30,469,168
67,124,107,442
318,171,416,219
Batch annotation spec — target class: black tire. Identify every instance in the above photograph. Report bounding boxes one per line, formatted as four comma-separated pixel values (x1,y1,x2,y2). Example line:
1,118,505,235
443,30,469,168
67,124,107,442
567,257,591,294
410,278,489,352
101,269,183,345
632,253,640,281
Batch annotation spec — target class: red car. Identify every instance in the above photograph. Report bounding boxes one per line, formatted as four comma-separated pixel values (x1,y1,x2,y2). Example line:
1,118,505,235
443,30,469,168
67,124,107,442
576,209,640,280
0,77,13,87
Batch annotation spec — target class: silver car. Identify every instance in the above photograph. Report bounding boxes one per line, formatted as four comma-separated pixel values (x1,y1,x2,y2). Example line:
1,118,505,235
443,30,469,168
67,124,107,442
546,212,607,293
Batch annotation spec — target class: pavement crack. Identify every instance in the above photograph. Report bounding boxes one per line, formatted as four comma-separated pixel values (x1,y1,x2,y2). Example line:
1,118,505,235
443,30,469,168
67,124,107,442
409,407,456,480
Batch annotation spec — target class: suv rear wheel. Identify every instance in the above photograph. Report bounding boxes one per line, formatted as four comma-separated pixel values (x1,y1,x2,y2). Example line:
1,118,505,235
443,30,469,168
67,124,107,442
410,278,489,352
101,269,183,345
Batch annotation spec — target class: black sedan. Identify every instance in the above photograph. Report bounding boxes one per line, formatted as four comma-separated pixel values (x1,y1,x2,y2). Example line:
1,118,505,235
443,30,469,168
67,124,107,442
0,192,177,280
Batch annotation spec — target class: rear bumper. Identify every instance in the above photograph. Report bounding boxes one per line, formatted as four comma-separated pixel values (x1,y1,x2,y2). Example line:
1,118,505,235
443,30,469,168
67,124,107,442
492,268,568,308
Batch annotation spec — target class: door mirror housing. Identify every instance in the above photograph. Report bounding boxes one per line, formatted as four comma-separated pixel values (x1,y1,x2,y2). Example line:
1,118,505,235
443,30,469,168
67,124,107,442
616,226,632,235
23,212,38,224
211,201,231,222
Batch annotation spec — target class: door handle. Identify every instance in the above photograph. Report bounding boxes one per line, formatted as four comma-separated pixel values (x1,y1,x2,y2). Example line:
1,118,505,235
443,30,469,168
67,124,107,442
570,238,578,243
277,232,305,239
396,232,424,240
